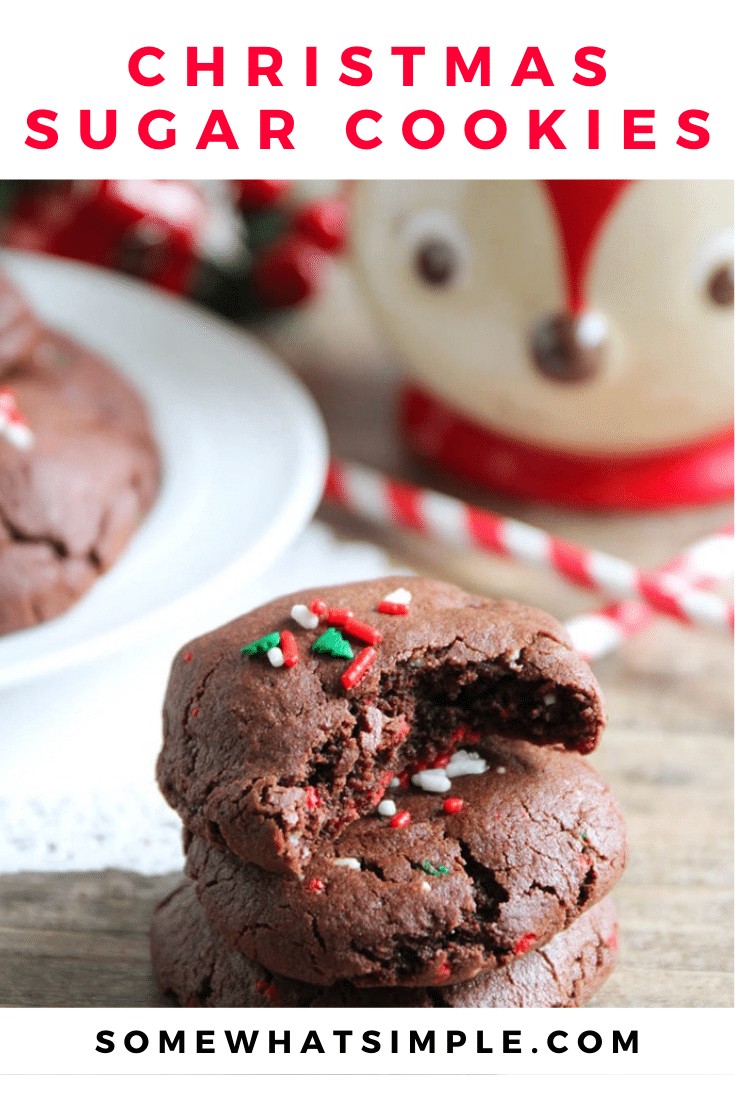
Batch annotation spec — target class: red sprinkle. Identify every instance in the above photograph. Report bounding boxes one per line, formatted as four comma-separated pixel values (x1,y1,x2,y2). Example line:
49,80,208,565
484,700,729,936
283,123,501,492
190,707,200,719
255,979,281,1003
377,600,410,616
450,725,468,743
327,606,354,625
513,933,537,956
389,810,411,828
309,597,328,618
183,651,192,663
578,853,592,870
433,962,452,981
430,751,452,769
341,646,377,690
397,770,410,788
443,798,464,814
306,878,325,893
305,786,321,809
343,617,383,645
280,630,299,667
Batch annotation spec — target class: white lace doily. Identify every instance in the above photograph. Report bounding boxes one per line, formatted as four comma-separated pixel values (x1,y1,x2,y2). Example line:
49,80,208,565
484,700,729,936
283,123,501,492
0,523,394,874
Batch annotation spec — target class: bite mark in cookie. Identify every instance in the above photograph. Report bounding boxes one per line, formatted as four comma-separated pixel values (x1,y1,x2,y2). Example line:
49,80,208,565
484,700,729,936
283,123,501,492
157,577,606,877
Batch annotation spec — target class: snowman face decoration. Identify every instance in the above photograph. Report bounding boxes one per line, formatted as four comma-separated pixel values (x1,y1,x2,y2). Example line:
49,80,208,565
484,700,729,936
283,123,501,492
351,180,733,464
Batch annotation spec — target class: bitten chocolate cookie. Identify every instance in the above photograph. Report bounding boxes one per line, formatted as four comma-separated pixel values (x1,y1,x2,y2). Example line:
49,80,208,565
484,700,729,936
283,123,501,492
0,302,160,635
151,881,619,1008
185,736,625,987
157,577,606,877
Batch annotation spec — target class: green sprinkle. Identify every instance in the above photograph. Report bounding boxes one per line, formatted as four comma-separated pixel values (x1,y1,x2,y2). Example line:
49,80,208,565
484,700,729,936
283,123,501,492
581,831,588,841
312,627,353,660
241,631,280,656
421,860,450,877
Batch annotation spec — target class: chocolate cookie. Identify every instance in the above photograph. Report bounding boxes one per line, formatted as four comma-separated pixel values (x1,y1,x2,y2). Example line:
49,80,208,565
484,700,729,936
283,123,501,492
157,577,606,877
0,320,160,635
151,880,619,1008
185,736,626,987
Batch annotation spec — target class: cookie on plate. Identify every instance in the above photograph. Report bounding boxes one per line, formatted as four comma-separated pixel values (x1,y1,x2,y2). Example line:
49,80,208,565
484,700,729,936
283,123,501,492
0,276,160,635
185,735,626,987
151,880,619,1008
157,577,606,876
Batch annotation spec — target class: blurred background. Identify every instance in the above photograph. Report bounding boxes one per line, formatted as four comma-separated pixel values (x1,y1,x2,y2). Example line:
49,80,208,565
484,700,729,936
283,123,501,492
0,178,731,1008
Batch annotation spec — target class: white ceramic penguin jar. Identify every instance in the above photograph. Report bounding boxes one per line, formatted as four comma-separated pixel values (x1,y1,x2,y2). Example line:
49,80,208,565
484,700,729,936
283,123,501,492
350,180,733,509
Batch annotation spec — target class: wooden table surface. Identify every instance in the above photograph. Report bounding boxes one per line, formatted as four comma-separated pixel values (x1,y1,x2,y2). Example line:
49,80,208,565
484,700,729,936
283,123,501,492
0,350,732,1009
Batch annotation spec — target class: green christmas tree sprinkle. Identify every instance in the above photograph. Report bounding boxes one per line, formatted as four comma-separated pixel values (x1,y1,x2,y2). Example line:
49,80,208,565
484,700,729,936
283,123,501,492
421,860,450,877
312,627,353,659
241,631,280,656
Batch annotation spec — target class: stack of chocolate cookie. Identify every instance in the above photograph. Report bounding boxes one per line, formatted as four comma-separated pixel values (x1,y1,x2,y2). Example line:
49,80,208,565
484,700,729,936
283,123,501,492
153,577,626,1007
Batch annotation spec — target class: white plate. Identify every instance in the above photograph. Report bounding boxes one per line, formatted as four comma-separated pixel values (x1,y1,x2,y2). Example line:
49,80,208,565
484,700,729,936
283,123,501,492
0,250,328,688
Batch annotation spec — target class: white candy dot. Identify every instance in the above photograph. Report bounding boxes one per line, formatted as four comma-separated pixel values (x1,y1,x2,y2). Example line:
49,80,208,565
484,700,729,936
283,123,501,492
543,692,557,706
411,769,452,793
267,647,285,667
421,881,431,893
291,603,319,630
445,751,488,778
377,799,397,817
496,766,506,774
388,777,401,788
333,857,361,870
383,587,412,605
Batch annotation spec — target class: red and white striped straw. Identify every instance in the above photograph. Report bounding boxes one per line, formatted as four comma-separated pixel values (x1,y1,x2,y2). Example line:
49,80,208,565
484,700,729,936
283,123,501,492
325,460,734,636
565,527,734,660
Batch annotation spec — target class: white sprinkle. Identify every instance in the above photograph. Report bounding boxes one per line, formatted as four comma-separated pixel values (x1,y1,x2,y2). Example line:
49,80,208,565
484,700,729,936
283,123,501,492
2,422,34,449
543,692,557,706
388,777,401,788
496,766,506,774
383,587,412,605
377,799,397,817
267,647,285,667
411,769,452,793
333,857,361,870
291,603,319,630
446,750,488,778
421,881,431,893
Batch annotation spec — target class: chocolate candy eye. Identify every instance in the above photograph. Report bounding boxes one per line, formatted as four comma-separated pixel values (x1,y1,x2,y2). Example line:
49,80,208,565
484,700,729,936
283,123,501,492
414,239,458,287
401,207,468,291
707,262,734,307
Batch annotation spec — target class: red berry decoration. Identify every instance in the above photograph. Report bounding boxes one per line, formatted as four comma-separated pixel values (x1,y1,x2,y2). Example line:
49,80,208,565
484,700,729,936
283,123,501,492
294,197,348,252
250,236,326,307
235,180,291,211
443,798,464,814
